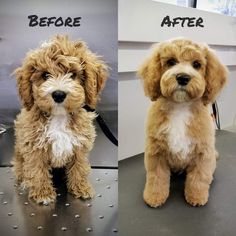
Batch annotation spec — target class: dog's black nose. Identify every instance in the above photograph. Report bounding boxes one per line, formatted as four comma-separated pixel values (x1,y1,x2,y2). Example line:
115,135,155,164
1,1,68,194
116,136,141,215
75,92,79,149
52,90,67,103
176,74,191,86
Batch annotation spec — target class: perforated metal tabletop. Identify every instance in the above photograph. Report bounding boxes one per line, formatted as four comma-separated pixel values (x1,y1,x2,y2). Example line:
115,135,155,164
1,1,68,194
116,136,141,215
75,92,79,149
0,168,118,236
0,110,118,236
119,130,236,236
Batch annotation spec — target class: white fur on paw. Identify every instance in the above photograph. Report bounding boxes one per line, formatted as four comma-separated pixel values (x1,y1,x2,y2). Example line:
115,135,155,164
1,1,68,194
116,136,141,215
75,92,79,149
19,182,28,191
40,198,55,205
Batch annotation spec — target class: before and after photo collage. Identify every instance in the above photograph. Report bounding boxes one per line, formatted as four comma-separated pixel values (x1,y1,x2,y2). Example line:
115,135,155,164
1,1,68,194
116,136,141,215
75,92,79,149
0,0,236,235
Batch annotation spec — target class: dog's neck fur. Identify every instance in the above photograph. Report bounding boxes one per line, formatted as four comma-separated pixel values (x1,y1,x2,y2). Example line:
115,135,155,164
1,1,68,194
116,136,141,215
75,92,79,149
156,98,201,160
45,106,85,167
167,101,192,159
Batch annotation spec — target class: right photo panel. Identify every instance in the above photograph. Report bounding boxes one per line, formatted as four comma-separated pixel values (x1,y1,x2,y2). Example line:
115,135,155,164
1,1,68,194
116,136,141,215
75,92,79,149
119,0,236,235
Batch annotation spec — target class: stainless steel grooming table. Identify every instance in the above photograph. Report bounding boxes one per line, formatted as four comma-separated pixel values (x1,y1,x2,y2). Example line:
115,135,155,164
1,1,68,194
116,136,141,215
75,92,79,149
0,168,117,236
0,111,118,236
119,130,236,236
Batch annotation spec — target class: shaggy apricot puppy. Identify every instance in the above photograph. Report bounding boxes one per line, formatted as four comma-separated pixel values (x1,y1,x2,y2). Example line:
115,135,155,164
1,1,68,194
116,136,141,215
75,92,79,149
12,35,108,204
138,38,228,207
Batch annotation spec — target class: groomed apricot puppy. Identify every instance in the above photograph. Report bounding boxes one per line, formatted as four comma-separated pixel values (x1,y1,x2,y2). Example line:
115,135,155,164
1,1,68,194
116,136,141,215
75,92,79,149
138,38,228,207
12,35,108,204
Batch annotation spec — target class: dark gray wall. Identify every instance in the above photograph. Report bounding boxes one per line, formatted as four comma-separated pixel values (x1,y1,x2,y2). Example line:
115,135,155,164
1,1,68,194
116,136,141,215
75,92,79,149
0,0,117,116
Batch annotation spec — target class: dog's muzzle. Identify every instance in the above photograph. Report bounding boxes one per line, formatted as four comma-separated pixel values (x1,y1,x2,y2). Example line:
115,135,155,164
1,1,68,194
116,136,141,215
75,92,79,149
52,90,67,103
176,73,191,86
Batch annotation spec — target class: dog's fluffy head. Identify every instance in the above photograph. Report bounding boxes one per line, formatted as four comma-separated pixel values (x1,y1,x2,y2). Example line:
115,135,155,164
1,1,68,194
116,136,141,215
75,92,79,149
138,38,228,104
15,35,108,113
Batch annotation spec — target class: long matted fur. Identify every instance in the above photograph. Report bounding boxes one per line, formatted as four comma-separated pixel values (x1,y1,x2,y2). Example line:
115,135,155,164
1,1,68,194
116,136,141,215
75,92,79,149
12,35,108,204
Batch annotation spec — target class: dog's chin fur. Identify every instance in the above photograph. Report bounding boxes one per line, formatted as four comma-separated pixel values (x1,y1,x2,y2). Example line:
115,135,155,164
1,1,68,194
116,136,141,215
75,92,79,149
172,90,190,103
138,38,228,207
12,35,108,204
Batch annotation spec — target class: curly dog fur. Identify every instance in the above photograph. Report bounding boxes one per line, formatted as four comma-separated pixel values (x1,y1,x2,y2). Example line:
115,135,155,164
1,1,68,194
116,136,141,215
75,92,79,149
12,35,108,204
138,38,228,207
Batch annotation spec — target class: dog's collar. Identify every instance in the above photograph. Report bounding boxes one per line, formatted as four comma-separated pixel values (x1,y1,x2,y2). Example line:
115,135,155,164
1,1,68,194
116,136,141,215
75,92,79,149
83,105,95,113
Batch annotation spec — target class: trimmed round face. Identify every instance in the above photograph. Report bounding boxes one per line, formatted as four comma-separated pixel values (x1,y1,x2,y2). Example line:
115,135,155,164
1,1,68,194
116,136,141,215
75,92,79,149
139,38,227,105
159,40,207,103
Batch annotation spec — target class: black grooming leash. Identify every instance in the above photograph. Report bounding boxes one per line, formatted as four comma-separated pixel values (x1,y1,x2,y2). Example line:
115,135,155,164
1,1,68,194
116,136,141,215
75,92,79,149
212,102,221,130
83,105,118,146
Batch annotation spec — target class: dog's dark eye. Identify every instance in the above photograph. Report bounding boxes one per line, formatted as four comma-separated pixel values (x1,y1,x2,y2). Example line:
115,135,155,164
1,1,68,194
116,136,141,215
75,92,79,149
192,61,201,69
70,72,77,80
166,58,177,67
41,72,50,80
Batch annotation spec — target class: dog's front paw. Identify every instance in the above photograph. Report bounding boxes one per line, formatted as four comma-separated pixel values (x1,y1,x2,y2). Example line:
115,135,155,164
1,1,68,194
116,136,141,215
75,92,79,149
185,187,209,206
29,187,57,205
69,182,95,199
143,186,169,208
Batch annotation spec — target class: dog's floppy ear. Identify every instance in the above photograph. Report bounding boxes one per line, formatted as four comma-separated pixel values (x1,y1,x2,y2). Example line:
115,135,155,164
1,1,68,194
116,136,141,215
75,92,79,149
202,48,228,105
137,45,162,101
78,44,108,109
14,64,34,111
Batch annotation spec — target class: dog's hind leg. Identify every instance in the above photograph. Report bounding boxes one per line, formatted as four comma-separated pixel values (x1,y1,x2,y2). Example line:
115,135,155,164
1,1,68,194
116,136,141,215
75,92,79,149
12,150,24,185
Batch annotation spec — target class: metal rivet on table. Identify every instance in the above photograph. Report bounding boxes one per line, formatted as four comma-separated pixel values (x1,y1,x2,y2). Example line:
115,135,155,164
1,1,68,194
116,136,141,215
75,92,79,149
97,194,102,197
99,215,104,219
13,225,18,229
30,213,35,217
115,178,118,181
24,202,29,205
0,192,4,195
87,203,92,207
19,192,23,195
75,214,80,218
113,228,118,233
52,213,58,217
61,227,67,231
3,201,7,205
96,178,100,181
86,227,93,232
8,212,13,216
106,185,111,189
10,177,14,179
57,193,61,197
105,172,108,175
65,203,70,207
109,204,114,208
37,226,43,230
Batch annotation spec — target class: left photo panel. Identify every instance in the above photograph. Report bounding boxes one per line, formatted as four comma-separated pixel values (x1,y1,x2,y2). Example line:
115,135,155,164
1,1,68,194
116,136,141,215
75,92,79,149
0,0,118,235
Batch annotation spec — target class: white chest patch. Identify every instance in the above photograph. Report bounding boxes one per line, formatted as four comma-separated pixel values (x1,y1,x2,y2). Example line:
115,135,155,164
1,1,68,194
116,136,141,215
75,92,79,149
45,107,86,161
166,104,192,159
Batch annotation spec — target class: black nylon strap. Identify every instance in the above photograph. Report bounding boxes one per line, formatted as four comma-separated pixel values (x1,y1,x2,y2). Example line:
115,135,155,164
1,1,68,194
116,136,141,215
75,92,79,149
83,105,118,146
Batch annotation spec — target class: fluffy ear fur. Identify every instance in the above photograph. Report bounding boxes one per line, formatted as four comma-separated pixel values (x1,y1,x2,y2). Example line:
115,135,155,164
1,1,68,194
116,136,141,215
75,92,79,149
202,48,228,105
80,47,108,109
137,45,162,101
14,65,34,111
